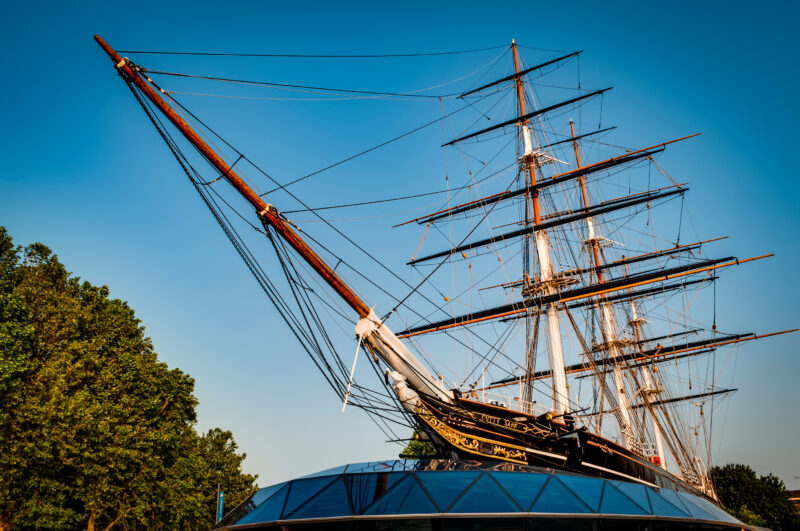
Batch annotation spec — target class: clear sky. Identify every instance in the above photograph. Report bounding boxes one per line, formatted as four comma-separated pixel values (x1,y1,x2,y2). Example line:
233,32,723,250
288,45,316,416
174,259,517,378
2,0,798,490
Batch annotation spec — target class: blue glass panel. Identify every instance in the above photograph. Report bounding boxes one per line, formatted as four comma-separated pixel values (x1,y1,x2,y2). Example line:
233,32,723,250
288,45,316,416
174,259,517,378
598,482,649,515
338,461,380,475
236,483,289,524
609,480,651,513
298,463,349,479
345,472,377,514
448,472,520,513
249,482,287,509
656,487,691,515
530,476,592,514
344,460,410,475
347,471,408,514
556,473,605,511
282,476,337,517
675,492,725,521
415,470,480,511
490,471,550,511
362,473,437,515
688,495,739,523
646,488,690,518
288,476,352,519
395,460,421,471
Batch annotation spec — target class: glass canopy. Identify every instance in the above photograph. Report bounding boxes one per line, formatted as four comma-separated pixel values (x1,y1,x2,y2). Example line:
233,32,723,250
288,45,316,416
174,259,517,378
217,460,743,530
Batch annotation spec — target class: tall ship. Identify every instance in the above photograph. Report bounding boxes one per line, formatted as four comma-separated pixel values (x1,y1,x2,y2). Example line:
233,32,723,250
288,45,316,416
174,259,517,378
95,36,794,505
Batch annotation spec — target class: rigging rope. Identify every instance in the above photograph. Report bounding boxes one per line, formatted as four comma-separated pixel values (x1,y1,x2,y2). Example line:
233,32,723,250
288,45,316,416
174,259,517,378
147,69,455,99
126,77,412,440
117,44,509,58
259,92,496,195
160,88,527,388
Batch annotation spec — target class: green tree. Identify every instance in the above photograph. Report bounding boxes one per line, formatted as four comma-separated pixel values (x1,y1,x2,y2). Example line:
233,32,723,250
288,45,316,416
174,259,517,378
0,228,257,530
400,426,437,459
197,429,258,521
711,463,800,531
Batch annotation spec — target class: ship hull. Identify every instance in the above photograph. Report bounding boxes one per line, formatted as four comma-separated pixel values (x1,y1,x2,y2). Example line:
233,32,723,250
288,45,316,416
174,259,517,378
415,394,713,501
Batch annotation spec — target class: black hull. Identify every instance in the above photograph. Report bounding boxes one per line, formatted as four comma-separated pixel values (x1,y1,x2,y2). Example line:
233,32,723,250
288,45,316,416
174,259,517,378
414,395,713,502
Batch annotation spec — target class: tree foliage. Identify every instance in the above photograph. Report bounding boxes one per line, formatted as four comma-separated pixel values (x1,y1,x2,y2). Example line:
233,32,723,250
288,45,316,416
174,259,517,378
400,426,437,459
0,228,257,530
712,463,799,531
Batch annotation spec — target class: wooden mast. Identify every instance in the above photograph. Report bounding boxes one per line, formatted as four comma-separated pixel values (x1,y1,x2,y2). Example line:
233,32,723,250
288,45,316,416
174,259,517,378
512,40,541,224
512,40,538,414
570,119,604,284
511,41,570,415
94,36,371,319
569,119,636,447
625,261,667,468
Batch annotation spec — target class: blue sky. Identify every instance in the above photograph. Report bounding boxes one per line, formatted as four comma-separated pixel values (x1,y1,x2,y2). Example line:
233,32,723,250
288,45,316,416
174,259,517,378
2,1,798,489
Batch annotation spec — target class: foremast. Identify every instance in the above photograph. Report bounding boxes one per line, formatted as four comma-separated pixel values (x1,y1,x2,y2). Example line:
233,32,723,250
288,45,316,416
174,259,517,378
512,41,571,417
94,35,452,409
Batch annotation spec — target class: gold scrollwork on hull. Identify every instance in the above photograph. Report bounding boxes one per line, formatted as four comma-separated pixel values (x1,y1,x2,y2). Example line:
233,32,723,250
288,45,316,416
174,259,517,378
416,403,528,465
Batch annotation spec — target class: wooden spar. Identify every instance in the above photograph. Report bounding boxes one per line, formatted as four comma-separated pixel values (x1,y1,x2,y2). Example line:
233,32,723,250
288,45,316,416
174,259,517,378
459,50,581,98
539,126,616,150
608,237,726,265
405,149,659,226
391,129,616,229
585,348,715,377
408,187,686,265
443,87,612,146
482,329,798,390
396,254,772,338
582,388,737,416
556,236,726,282
479,238,724,292
563,254,769,302
488,182,688,232
94,36,371,319
636,328,702,346
398,133,699,227
501,277,716,321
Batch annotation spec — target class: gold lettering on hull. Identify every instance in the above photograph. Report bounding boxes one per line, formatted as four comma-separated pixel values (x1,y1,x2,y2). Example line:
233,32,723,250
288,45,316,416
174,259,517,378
454,406,550,438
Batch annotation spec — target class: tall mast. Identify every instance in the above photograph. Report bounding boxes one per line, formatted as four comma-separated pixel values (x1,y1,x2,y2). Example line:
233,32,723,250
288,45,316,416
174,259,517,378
625,264,667,469
569,120,635,448
512,41,570,415
514,41,538,413
94,36,452,403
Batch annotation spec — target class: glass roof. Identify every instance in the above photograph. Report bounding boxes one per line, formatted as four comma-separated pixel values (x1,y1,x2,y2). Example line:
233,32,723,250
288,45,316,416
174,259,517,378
217,459,741,528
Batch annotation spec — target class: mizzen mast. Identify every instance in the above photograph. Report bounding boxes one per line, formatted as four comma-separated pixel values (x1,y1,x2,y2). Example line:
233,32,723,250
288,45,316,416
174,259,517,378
625,262,667,468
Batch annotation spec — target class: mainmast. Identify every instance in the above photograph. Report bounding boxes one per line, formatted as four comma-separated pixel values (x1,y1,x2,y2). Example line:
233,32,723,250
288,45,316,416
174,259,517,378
512,41,570,416
94,35,452,405
568,120,635,448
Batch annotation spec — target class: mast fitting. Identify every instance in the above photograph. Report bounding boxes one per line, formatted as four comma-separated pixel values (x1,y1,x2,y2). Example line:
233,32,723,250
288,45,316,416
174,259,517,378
259,204,277,216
